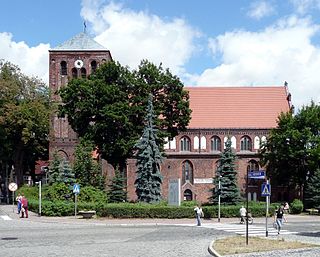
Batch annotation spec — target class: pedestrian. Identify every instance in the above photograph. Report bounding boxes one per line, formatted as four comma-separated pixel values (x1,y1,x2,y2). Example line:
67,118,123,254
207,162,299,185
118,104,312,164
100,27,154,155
16,193,22,214
239,206,246,224
274,205,285,234
194,204,204,226
20,195,28,218
284,202,290,214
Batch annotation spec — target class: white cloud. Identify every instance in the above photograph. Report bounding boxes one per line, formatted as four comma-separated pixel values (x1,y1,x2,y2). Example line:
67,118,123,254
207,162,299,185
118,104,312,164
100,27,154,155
80,0,200,76
290,0,320,14
0,32,49,83
247,1,275,19
198,16,320,108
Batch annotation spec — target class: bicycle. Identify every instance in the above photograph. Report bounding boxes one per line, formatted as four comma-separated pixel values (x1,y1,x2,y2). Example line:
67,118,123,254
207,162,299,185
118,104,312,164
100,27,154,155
240,212,253,224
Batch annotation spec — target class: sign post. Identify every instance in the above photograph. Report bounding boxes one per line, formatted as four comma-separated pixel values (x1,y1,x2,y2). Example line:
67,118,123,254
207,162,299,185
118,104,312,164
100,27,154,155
73,184,80,218
261,180,271,237
246,170,266,245
8,182,18,213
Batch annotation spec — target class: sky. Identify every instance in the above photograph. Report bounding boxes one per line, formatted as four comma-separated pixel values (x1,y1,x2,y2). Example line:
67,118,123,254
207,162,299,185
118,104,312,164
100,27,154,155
1,0,320,109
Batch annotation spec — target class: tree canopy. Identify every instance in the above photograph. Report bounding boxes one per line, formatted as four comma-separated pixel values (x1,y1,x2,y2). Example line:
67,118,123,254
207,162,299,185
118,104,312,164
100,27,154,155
58,60,191,170
0,60,49,185
260,101,320,196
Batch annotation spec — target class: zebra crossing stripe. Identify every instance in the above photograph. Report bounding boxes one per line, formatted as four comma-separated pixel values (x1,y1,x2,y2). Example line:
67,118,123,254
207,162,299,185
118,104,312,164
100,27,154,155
0,215,12,220
181,223,297,236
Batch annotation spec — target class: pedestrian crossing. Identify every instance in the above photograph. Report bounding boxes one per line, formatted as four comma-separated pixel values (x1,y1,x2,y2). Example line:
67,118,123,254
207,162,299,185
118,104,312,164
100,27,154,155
0,215,12,220
182,222,297,236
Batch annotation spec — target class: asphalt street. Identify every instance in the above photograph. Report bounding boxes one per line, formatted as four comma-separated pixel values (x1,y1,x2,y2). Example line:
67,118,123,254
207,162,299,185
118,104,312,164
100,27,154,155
1,205,320,257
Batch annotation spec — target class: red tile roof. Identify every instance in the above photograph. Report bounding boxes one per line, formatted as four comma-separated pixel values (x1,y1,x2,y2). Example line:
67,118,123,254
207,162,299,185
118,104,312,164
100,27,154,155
185,86,290,129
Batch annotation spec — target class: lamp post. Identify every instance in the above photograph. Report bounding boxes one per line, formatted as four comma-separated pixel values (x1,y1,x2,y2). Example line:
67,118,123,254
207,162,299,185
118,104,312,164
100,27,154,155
246,165,249,245
218,175,222,222
35,181,41,217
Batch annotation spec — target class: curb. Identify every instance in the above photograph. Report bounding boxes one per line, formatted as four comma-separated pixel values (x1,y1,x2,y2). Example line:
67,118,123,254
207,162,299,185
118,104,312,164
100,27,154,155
208,239,221,257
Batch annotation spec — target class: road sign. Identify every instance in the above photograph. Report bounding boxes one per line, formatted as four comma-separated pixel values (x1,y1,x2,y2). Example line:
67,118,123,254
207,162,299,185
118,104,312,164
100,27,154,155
73,184,80,194
248,170,265,179
261,183,271,196
8,182,18,192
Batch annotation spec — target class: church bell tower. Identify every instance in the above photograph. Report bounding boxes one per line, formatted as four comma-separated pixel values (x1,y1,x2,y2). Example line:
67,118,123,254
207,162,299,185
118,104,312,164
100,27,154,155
48,32,112,161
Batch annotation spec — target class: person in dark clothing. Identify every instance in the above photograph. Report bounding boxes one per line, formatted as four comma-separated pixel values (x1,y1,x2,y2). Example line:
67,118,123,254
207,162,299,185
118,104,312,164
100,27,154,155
274,205,285,234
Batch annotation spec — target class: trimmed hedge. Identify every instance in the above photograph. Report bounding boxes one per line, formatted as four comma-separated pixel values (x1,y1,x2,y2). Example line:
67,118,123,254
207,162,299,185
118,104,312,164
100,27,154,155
28,200,274,218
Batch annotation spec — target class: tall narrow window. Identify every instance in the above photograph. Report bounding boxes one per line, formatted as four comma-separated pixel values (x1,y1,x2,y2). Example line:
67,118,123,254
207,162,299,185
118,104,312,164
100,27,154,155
248,160,259,171
182,161,193,184
211,136,221,151
72,68,77,78
91,60,97,73
80,68,86,78
60,61,67,75
240,136,252,151
180,137,191,151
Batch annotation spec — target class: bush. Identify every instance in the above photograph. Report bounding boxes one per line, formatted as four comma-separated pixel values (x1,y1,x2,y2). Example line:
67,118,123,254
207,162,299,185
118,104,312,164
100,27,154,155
17,185,39,200
290,199,303,214
77,186,107,203
43,183,72,201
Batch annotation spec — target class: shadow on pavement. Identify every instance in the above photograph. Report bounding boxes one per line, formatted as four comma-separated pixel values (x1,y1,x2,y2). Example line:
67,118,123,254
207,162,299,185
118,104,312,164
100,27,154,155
297,231,320,237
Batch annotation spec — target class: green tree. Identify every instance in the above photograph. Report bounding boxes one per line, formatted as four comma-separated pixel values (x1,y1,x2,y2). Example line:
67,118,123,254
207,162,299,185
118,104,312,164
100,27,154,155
260,101,320,199
107,168,127,203
0,60,49,185
48,152,63,185
304,169,320,208
58,60,191,172
73,138,104,189
135,95,163,203
211,138,242,204
60,159,75,186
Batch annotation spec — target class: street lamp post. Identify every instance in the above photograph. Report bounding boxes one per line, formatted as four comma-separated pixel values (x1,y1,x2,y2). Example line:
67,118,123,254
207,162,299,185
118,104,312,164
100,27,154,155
218,176,221,222
35,181,41,217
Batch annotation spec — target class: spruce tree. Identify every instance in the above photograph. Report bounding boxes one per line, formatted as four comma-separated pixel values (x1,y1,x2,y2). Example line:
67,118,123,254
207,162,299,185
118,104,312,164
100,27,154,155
135,94,163,203
304,169,320,208
211,138,242,204
107,168,127,203
60,159,76,186
48,152,63,185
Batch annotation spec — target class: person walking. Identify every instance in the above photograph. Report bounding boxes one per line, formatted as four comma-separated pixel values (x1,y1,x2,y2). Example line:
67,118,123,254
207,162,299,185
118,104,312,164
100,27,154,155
239,206,246,224
194,204,203,226
274,205,285,234
16,193,22,214
20,195,28,218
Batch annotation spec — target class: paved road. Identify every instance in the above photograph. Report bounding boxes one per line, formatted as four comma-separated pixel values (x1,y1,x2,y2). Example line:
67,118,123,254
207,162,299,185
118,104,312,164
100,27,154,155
1,205,320,257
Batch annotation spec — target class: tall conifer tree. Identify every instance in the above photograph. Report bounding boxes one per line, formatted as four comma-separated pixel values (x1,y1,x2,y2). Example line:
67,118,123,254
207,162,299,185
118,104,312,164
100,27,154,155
211,138,242,204
135,94,163,203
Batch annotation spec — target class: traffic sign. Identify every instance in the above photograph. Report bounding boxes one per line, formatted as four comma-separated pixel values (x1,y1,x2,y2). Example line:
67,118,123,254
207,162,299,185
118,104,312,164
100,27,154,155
8,182,18,192
73,184,80,194
261,183,271,196
248,170,265,179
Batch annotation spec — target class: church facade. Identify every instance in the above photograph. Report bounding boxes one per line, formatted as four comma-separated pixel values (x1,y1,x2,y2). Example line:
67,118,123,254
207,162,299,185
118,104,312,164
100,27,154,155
49,33,292,204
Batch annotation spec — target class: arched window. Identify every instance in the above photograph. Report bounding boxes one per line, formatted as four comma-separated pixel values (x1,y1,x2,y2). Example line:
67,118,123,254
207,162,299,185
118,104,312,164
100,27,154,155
184,189,193,201
254,136,260,149
248,160,259,172
91,60,97,73
211,136,221,151
240,136,252,151
60,61,67,76
180,137,191,151
182,161,193,184
80,68,86,78
194,136,199,150
72,68,77,78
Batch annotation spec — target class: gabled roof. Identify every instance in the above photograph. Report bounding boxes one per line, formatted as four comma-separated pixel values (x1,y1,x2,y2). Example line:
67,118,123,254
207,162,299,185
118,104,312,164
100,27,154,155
185,86,291,129
51,32,107,51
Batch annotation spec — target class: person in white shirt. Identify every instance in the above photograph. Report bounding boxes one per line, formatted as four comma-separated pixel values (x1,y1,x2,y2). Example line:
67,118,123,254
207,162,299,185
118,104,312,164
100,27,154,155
194,204,203,226
239,206,246,223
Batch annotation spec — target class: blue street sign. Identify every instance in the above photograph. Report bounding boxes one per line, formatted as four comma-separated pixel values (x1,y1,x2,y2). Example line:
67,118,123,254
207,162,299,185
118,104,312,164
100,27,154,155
73,184,80,194
261,183,271,196
248,170,265,179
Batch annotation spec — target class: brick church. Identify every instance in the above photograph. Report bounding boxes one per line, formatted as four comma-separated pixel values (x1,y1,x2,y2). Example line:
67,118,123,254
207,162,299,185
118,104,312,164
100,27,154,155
49,32,292,204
